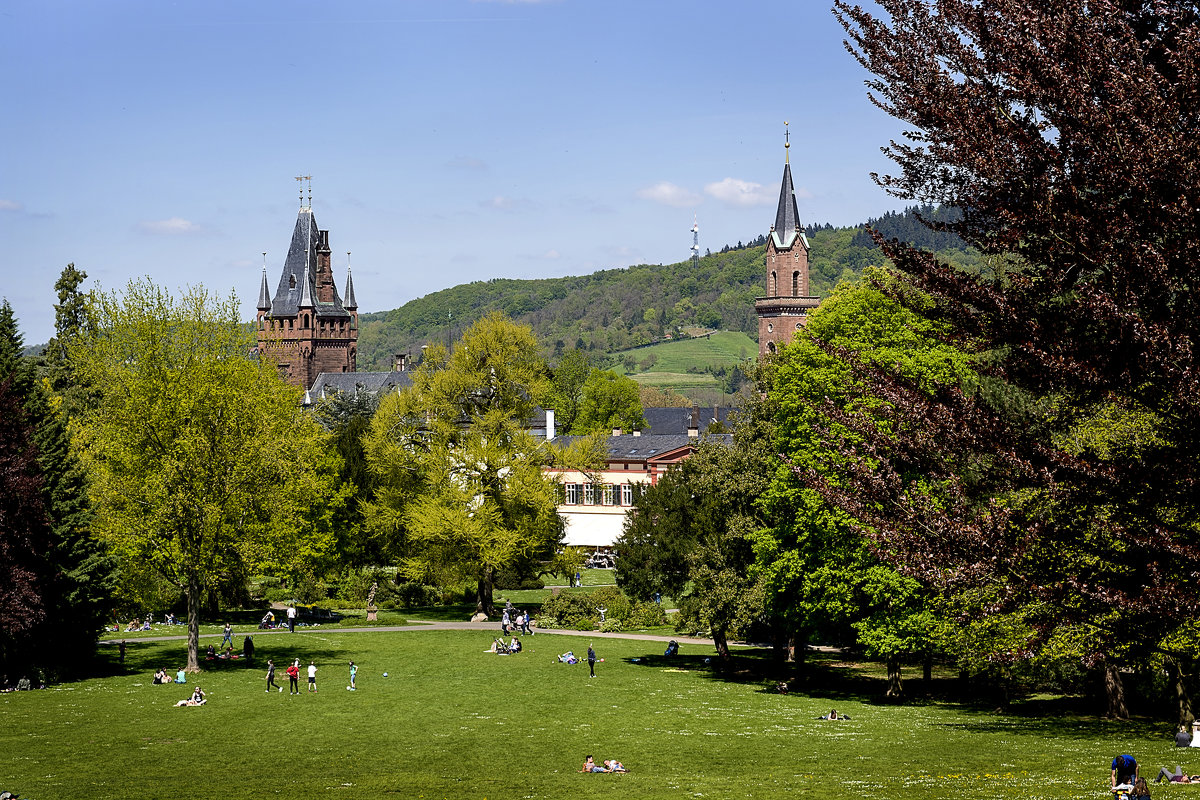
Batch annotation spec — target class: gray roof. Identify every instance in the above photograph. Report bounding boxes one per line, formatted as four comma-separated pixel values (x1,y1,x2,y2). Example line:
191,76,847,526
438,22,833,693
641,406,734,436
344,265,357,309
257,266,271,311
551,432,731,461
270,208,349,318
306,371,413,404
773,162,804,246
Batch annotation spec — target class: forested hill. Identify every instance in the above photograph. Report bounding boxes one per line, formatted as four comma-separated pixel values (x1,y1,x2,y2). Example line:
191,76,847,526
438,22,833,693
356,205,978,369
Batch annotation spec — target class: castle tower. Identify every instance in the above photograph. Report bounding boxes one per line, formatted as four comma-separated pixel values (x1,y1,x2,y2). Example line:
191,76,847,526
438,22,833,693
754,130,820,357
256,190,358,389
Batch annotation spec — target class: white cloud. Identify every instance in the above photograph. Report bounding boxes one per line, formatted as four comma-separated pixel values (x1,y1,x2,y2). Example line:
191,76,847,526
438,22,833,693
542,249,560,259
0,199,22,212
138,217,201,235
703,177,777,207
636,182,701,208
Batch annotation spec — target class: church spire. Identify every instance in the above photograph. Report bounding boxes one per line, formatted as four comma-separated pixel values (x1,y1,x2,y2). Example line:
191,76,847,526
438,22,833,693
257,255,271,311
298,262,315,308
344,252,358,310
772,126,803,246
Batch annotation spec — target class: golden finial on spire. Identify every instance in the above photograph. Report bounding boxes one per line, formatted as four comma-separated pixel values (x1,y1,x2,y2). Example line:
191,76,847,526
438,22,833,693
784,121,790,164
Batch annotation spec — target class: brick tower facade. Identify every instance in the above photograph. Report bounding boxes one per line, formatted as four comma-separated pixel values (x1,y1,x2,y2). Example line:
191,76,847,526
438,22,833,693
754,146,820,357
256,202,358,389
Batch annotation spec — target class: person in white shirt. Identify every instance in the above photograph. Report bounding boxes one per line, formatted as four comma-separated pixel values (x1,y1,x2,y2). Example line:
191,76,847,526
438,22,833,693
307,661,318,693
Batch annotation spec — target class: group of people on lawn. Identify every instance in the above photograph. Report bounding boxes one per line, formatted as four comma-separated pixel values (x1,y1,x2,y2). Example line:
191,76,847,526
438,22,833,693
580,755,627,773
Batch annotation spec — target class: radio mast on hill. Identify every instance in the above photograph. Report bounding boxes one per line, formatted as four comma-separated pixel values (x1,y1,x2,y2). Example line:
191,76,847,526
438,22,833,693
690,215,700,268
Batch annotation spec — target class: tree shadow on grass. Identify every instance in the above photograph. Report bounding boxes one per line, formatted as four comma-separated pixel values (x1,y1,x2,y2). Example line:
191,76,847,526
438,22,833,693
622,646,1162,737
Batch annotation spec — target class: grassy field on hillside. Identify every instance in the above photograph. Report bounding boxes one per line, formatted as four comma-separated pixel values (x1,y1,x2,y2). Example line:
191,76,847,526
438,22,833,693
617,331,756,376
0,628,1171,800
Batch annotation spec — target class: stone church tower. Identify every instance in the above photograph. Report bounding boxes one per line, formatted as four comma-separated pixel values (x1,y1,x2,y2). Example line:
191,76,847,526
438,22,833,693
256,197,358,389
754,137,820,357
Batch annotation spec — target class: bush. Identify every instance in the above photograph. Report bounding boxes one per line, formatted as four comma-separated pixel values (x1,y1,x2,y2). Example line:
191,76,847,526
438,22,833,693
538,586,665,630
599,618,623,633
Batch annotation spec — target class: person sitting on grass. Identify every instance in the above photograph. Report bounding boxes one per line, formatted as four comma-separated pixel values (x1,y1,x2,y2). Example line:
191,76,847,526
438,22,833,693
174,668,187,684
558,651,577,664
175,686,206,707
153,668,168,684
1131,777,1151,800
205,644,216,660
509,637,522,653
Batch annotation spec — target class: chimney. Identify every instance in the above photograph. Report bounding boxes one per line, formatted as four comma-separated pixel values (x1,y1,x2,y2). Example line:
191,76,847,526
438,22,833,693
546,409,556,441
688,406,699,438
612,428,623,436
394,353,409,372
632,430,641,437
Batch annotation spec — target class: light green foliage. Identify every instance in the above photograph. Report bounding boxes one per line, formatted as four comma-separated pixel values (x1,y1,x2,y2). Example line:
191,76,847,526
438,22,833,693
759,272,971,692
571,369,646,434
70,279,338,670
364,313,565,613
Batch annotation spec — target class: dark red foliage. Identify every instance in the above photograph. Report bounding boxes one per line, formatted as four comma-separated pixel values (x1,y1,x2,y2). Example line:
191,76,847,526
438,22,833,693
0,378,48,643
812,1,1200,636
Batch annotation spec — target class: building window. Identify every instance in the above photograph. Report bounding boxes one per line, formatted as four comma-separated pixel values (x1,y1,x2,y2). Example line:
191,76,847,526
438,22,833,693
565,483,579,505
603,484,615,505
621,484,633,506
792,271,800,296
583,483,595,505
769,270,777,295
767,322,774,333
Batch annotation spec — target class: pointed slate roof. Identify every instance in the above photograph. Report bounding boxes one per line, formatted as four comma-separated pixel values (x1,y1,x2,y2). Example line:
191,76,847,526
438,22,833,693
344,265,357,310
257,266,271,311
269,208,349,317
771,162,809,250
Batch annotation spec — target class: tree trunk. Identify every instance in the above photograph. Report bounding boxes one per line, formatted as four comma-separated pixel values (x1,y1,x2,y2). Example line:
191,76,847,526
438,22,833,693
922,652,933,696
1167,659,1194,727
713,627,730,660
1104,659,1130,720
186,574,201,672
476,568,495,616
886,658,903,699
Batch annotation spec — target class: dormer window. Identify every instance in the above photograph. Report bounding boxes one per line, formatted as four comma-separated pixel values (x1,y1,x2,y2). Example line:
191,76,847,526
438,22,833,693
289,274,296,289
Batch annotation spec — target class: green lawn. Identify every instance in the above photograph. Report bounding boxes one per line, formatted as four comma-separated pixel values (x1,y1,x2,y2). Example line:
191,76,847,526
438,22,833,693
0,629,1172,799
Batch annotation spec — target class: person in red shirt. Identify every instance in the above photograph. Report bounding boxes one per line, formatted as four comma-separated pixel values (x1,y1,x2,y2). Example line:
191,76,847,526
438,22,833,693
286,659,301,695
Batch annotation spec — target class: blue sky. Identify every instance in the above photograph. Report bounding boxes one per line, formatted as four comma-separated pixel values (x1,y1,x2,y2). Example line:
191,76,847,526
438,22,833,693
1,0,904,346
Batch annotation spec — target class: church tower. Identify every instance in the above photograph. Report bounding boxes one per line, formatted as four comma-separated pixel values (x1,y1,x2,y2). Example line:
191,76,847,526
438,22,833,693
754,129,820,357
256,185,358,389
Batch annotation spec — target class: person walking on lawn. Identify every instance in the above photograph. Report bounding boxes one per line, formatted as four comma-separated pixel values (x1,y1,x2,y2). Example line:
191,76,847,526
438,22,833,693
588,644,597,678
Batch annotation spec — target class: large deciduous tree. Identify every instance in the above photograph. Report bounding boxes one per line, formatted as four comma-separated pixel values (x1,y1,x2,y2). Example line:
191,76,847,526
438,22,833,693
815,1,1200,713
364,313,564,615
761,275,968,695
71,279,337,671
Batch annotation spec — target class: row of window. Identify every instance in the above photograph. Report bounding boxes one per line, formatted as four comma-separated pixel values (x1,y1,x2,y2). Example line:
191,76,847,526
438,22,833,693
560,482,643,507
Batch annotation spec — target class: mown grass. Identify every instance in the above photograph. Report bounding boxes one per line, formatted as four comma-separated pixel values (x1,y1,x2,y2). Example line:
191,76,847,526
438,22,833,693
0,629,1176,800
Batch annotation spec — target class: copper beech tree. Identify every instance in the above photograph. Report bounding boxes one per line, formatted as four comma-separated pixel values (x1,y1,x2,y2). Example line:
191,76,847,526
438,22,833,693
802,1,1200,717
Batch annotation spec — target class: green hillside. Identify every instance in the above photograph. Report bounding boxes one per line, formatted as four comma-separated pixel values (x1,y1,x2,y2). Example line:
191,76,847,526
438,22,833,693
356,206,978,371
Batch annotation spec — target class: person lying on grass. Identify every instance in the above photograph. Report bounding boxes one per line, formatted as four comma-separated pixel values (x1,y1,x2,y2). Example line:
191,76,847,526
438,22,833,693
1155,766,1200,783
604,760,627,772
818,708,850,720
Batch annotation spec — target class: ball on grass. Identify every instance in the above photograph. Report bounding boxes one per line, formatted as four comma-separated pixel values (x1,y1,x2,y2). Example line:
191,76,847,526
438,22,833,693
382,672,388,677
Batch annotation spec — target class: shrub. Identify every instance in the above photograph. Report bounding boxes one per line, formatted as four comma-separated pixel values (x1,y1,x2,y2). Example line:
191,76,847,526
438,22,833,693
599,618,623,633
